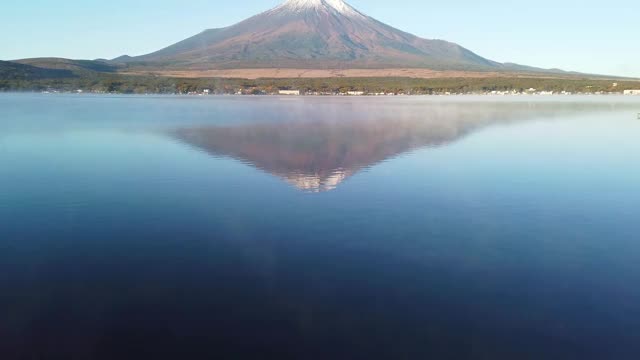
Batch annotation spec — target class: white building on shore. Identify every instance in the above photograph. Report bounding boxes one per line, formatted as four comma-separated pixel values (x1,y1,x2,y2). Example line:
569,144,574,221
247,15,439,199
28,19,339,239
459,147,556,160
623,90,640,95
279,90,300,96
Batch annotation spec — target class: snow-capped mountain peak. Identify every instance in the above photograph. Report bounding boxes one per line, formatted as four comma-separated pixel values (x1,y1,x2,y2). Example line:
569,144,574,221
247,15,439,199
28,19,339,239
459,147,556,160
125,0,499,71
277,0,364,18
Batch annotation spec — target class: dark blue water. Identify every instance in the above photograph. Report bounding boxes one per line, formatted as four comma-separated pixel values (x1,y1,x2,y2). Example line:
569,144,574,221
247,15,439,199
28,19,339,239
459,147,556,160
1,94,640,359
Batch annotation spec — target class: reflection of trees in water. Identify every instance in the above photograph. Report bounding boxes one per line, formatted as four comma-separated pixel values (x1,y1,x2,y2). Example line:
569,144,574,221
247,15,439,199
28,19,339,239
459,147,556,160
172,100,632,192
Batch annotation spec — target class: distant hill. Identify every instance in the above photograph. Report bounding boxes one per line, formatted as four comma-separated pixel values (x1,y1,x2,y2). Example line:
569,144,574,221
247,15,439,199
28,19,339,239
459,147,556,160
14,58,120,74
0,60,74,80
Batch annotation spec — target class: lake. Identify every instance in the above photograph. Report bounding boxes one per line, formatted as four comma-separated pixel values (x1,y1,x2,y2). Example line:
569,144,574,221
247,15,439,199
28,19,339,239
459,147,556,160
1,94,640,359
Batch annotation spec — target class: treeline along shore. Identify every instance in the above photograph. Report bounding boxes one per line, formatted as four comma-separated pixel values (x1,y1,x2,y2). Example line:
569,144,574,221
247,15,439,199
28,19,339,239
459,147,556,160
3,74,640,96
1,63,639,96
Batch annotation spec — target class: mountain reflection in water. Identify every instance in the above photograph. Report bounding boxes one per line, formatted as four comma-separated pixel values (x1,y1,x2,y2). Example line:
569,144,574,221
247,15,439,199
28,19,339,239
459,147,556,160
171,100,630,192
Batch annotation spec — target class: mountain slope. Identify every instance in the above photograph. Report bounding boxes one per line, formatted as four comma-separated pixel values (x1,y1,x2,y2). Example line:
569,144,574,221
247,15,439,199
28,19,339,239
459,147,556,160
119,0,501,71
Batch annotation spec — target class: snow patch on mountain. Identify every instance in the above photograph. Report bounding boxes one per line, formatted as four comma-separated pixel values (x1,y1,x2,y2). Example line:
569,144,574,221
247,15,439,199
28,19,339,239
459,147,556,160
278,0,364,18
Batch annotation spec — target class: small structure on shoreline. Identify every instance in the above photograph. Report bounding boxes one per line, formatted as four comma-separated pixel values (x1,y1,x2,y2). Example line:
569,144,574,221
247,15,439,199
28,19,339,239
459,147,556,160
279,90,301,96
624,90,640,95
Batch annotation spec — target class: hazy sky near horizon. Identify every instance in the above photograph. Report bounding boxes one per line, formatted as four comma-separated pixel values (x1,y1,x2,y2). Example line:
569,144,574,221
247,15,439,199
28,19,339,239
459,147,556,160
1,0,638,77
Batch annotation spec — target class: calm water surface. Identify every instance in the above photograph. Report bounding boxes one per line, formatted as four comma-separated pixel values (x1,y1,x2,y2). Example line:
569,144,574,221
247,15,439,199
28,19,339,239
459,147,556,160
1,94,640,359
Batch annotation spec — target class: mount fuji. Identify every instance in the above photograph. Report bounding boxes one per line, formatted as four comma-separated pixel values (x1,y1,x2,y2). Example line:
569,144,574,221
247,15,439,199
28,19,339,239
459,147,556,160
117,0,510,71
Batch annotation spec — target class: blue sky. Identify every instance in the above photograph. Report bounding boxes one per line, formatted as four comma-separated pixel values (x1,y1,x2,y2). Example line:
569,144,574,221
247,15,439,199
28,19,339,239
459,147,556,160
1,0,638,77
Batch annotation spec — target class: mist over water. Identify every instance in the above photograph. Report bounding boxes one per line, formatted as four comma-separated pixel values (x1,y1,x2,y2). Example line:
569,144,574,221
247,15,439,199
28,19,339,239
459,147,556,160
1,94,640,359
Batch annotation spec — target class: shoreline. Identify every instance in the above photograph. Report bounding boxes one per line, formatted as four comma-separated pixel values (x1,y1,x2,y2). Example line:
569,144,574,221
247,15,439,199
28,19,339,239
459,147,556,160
3,76,639,96
3,91,640,98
